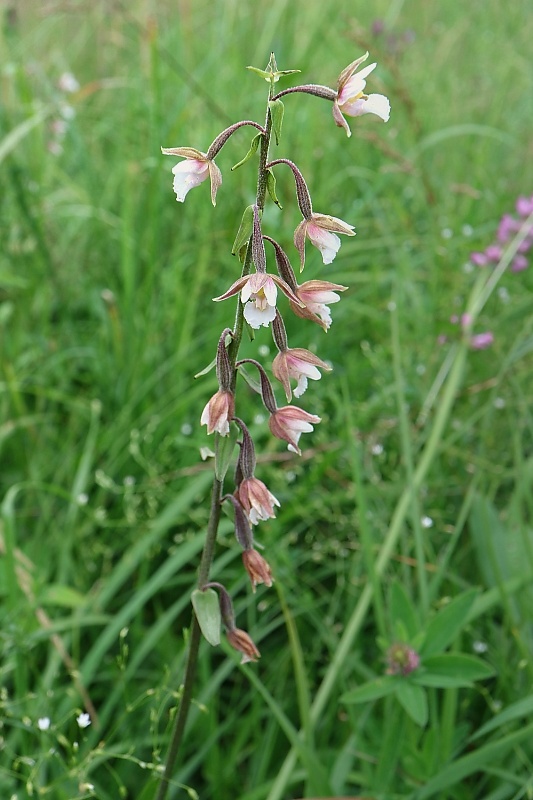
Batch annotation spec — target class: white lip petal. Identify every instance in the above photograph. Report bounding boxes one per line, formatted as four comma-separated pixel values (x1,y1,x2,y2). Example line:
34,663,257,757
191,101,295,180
362,93,391,122
244,301,276,329
293,376,309,398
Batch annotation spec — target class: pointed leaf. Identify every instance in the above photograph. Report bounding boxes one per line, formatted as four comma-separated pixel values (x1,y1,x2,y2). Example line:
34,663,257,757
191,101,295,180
422,653,496,682
194,356,216,379
420,589,478,657
389,580,420,640
341,676,399,704
214,425,239,481
395,681,428,727
411,672,474,689
269,99,284,145
266,169,282,209
232,205,254,255
246,66,273,82
231,133,262,171
191,588,221,646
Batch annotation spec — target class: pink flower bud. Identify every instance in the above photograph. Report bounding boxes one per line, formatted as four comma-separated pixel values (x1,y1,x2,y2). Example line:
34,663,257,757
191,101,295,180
226,628,261,663
200,390,234,435
242,548,274,592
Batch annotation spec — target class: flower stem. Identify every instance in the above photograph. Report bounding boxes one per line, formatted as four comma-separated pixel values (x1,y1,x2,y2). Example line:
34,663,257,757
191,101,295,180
154,477,222,800
155,83,274,800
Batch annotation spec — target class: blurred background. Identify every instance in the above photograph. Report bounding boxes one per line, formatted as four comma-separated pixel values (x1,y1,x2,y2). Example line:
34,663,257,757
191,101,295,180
1,1,533,798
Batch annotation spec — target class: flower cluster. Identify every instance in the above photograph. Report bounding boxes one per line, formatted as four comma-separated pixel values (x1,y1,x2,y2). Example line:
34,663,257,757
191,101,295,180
470,193,533,273
442,193,533,351
162,54,390,663
385,642,420,676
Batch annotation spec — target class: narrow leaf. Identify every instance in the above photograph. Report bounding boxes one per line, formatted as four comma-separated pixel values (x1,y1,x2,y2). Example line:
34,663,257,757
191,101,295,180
422,653,496,682
411,672,474,689
232,133,262,171
389,580,419,640
214,425,238,481
266,169,282,209
194,356,216,379
191,588,221,646
232,205,254,255
269,99,284,145
471,693,533,740
413,722,533,799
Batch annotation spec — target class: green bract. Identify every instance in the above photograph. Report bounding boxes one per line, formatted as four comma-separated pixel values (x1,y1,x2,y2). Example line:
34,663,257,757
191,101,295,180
191,588,221,646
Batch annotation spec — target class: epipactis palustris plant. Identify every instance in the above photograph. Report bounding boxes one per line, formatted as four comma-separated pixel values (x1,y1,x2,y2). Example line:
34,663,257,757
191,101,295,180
155,52,389,798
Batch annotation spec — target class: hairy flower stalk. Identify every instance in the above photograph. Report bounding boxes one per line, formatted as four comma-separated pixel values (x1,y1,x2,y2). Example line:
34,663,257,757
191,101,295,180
155,51,389,800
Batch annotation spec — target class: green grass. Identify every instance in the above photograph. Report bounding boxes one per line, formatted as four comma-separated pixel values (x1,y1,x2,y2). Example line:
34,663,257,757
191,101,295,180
1,0,533,798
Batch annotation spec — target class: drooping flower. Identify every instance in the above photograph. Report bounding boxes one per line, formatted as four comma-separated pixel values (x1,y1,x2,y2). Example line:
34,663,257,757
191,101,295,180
242,548,274,592
272,347,331,401
289,279,348,331
237,476,280,524
269,406,321,455
294,213,355,270
161,146,222,205
232,417,280,524
200,389,234,435
333,52,391,137
226,628,261,663
213,272,301,330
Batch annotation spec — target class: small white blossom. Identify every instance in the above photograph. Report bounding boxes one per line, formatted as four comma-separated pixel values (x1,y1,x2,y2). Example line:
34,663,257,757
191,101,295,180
37,717,51,731
76,712,91,729
421,516,433,529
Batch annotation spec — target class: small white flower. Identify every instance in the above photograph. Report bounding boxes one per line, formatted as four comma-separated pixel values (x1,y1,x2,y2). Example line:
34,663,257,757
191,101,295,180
421,515,433,529
37,717,51,731
58,72,80,93
473,640,488,654
76,712,91,729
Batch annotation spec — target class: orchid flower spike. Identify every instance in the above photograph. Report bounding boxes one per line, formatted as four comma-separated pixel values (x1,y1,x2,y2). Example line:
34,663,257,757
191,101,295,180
333,52,391,137
161,146,222,205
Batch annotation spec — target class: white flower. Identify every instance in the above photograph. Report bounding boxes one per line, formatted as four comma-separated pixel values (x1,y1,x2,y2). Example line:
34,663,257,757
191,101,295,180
333,53,391,136
58,72,80,93
76,712,91,729
37,717,51,731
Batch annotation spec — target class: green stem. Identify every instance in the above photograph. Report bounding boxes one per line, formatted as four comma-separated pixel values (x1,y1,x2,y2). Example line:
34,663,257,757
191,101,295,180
155,84,274,800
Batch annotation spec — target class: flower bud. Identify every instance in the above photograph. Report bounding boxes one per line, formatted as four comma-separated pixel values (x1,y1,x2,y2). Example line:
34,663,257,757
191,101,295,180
227,628,261,663
242,548,274,592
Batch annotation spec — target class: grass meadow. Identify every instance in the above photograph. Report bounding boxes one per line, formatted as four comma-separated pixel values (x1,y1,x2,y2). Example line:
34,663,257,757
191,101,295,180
1,0,533,798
